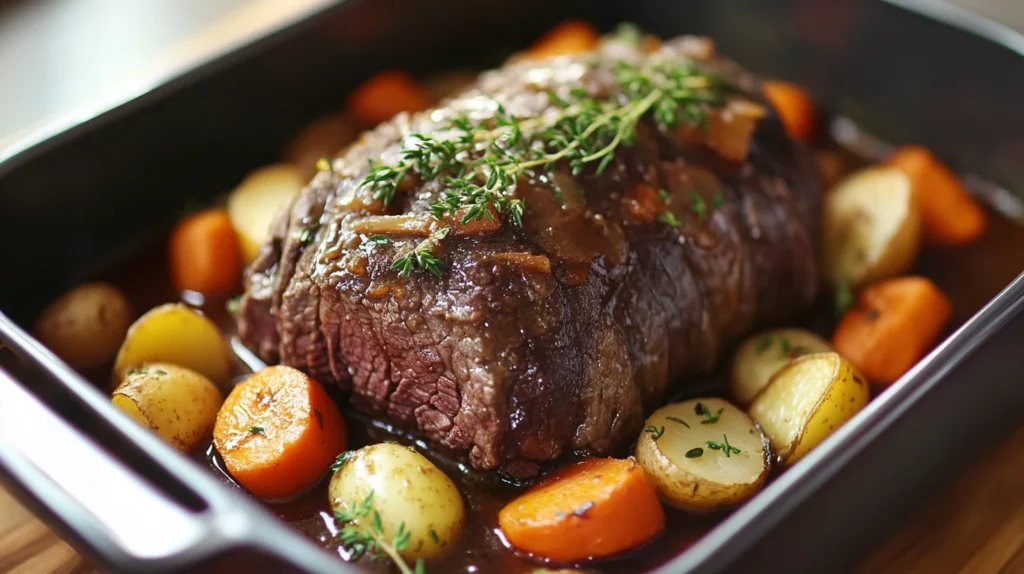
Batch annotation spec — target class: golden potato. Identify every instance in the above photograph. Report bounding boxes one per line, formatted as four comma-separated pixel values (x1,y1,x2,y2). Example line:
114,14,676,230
729,328,832,406
283,113,359,180
823,166,922,288
112,363,223,452
749,352,870,465
635,398,770,512
34,282,133,369
112,303,231,386
329,443,465,560
227,164,304,262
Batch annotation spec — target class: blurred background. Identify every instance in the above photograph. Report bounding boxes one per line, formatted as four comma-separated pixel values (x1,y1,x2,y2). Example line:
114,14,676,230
0,0,1022,142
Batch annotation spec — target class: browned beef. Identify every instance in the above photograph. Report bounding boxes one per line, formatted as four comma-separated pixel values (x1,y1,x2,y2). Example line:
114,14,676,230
238,36,821,477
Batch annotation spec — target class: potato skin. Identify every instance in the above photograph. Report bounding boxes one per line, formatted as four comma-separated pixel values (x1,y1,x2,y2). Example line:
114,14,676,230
749,352,871,465
227,164,304,262
635,398,770,513
730,328,832,406
34,282,133,369
112,363,223,452
329,443,465,560
823,166,921,287
112,303,231,387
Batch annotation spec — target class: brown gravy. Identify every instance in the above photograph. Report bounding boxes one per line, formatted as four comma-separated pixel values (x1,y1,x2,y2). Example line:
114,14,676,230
78,143,1024,573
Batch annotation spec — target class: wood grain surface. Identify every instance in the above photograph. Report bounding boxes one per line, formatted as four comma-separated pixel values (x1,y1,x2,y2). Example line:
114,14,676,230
0,425,1021,573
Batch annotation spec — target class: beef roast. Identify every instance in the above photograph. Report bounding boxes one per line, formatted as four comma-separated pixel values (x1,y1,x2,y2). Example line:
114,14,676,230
238,36,822,477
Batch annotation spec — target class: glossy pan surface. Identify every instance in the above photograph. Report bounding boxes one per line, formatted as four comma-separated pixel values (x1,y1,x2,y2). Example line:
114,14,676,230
1,0,1022,572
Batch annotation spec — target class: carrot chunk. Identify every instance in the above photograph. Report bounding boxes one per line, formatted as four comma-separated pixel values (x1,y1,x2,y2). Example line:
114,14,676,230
347,70,432,127
498,457,665,562
832,276,952,386
526,20,599,59
762,80,816,141
213,366,347,500
167,208,243,298
887,146,988,246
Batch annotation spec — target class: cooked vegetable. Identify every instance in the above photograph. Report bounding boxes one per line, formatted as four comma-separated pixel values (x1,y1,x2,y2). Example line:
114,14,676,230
887,145,988,245
227,164,304,262
423,69,478,102
749,352,870,465
112,363,222,452
832,276,952,386
822,166,922,288
498,457,664,562
214,366,346,500
168,208,243,297
525,20,599,59
329,443,464,561
112,303,231,386
34,282,132,369
762,80,816,141
347,70,432,127
284,113,358,179
729,328,832,406
635,398,770,512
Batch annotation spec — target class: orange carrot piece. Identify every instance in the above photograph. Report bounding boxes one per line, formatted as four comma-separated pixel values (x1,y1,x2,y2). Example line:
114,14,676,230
167,208,243,298
832,276,952,386
527,20,599,59
347,70,432,127
623,182,666,223
213,366,347,500
498,457,665,563
762,80,816,141
887,146,988,246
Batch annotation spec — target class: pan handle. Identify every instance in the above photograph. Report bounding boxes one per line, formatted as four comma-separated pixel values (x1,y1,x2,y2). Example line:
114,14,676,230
0,366,216,567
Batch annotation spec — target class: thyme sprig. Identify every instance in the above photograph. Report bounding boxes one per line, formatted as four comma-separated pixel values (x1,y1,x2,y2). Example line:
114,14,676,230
334,491,426,574
360,59,726,276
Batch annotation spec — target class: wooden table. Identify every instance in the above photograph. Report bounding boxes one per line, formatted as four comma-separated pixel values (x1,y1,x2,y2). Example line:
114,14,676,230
1,0,1023,572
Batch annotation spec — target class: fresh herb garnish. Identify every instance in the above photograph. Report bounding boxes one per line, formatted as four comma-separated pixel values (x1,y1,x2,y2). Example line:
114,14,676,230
391,244,446,278
690,191,707,222
695,402,724,424
295,228,313,245
705,434,741,457
685,447,704,458
866,308,881,321
313,408,323,429
127,368,145,376
429,528,440,544
226,296,242,315
317,156,335,173
711,190,724,209
756,335,774,353
331,451,353,472
154,369,167,375
645,425,666,440
656,211,683,227
657,188,672,202
335,491,425,574
361,59,726,276
779,337,791,354
835,281,854,317
666,416,690,428
249,426,265,435
366,234,391,245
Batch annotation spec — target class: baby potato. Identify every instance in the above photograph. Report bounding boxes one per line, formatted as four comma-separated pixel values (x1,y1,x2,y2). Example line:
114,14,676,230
749,352,870,465
227,164,304,262
112,304,231,386
284,113,359,180
329,443,465,560
823,166,922,288
635,398,770,512
34,282,133,369
730,328,832,406
112,363,223,452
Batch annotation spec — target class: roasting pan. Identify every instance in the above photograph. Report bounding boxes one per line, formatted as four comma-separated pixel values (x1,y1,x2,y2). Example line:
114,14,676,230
1,0,1023,572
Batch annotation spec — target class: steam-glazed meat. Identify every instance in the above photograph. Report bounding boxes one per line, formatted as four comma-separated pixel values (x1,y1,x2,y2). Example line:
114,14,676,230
238,36,821,477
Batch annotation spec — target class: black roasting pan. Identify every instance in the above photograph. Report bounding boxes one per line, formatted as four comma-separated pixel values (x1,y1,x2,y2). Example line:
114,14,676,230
1,0,1022,572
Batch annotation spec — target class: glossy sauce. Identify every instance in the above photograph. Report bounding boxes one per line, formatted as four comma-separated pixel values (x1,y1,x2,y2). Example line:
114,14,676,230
83,138,1024,573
